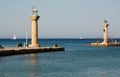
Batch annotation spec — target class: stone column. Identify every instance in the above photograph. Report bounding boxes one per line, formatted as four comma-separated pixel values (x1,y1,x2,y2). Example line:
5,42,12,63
29,14,40,47
103,20,109,45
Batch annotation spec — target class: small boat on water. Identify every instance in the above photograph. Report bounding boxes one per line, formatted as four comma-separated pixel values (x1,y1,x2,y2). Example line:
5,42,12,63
80,37,83,39
13,35,16,40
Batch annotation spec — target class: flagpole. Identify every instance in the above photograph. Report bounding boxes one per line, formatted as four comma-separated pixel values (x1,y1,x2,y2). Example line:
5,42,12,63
25,26,28,48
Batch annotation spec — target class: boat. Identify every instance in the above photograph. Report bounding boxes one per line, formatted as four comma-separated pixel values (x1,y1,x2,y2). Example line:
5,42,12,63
13,35,16,40
80,37,83,39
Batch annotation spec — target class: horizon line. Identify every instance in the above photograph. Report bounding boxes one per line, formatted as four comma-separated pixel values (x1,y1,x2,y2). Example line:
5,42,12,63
1,37,120,39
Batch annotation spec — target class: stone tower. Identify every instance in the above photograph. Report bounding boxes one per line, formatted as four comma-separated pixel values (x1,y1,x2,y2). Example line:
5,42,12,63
102,20,109,45
29,9,40,47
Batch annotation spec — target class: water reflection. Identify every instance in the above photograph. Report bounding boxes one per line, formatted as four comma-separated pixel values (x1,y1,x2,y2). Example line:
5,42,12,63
30,54,38,77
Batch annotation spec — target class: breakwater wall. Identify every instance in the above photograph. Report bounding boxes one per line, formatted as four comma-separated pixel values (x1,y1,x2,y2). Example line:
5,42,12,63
0,47,64,57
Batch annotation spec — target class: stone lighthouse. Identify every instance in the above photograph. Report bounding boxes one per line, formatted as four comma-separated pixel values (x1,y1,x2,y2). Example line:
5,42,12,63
102,20,109,45
29,8,40,47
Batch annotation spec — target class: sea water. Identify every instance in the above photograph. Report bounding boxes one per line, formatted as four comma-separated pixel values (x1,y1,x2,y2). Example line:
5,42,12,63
0,38,120,77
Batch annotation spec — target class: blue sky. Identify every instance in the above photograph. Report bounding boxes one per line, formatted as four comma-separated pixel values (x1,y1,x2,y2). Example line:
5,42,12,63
0,0,120,38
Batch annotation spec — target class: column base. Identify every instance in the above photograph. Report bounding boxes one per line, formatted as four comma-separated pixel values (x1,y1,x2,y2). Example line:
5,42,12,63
29,44,40,47
102,42,108,45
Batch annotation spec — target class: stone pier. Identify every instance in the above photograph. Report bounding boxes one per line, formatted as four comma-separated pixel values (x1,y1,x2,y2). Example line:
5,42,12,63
0,47,64,57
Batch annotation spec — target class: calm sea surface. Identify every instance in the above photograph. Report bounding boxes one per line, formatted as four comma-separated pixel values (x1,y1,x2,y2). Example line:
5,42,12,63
0,38,120,77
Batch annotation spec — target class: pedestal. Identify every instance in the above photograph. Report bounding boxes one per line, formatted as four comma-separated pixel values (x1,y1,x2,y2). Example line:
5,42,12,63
29,44,40,47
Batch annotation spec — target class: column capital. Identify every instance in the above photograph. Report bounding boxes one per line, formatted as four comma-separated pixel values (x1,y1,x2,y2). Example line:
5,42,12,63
103,23,109,27
30,15,40,21
103,20,109,27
